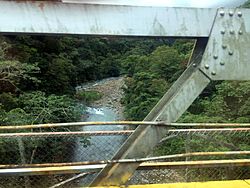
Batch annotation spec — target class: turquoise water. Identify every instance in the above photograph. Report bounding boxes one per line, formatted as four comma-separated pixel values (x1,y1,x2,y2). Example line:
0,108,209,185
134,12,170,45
74,107,126,161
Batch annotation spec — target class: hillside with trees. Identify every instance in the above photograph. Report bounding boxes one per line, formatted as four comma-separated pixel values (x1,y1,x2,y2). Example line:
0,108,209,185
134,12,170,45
0,34,176,125
1,0,249,125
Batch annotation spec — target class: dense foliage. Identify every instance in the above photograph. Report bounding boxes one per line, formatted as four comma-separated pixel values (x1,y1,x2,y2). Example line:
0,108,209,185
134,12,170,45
0,35,172,125
121,42,191,120
0,25,249,128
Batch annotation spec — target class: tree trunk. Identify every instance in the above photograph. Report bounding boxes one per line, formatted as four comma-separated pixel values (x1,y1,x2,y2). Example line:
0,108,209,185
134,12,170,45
17,138,31,188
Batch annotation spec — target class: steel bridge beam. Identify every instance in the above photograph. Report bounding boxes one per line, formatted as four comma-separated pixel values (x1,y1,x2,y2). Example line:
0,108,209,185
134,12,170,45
91,8,250,185
1,159,250,176
199,9,250,80
90,39,211,185
0,1,216,37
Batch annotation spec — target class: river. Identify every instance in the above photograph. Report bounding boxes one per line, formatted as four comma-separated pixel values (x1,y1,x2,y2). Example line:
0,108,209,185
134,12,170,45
71,77,128,186
73,106,127,161
73,77,127,162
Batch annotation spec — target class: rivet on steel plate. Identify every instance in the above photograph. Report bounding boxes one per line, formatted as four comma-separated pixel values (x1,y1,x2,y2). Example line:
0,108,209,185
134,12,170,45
238,30,243,35
229,51,233,55
219,11,225,16
222,44,227,49
213,55,218,59
229,11,234,16
238,12,242,17
220,61,225,66
230,30,235,34
211,71,216,75
205,64,210,69
221,30,225,34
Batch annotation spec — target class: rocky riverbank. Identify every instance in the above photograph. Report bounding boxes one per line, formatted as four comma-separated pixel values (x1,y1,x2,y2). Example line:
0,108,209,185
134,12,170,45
78,77,125,120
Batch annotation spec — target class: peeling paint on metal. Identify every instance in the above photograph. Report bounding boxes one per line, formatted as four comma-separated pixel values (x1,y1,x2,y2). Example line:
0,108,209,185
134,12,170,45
0,1,216,36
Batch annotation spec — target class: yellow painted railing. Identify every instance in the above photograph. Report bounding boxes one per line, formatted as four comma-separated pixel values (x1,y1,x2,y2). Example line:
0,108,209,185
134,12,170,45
93,179,250,188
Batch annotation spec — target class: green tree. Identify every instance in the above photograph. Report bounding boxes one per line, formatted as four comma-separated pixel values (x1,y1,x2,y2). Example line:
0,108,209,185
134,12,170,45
41,56,75,94
0,92,18,111
123,72,168,120
150,45,184,82
121,55,149,76
17,91,82,124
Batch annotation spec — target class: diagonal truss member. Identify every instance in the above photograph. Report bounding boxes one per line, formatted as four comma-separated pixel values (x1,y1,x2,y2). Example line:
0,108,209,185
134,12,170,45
0,1,250,186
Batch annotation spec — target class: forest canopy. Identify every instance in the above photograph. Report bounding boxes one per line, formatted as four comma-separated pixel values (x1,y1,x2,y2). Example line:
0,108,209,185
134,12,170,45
0,0,250,125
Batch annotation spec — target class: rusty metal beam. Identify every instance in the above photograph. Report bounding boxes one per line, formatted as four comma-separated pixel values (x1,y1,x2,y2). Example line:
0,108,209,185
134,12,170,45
1,159,250,176
141,159,250,170
1,121,250,130
1,151,249,169
0,128,249,138
0,130,133,138
0,1,216,37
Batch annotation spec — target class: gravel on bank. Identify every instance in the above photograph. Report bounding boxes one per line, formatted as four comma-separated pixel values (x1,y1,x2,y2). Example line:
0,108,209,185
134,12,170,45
83,76,125,120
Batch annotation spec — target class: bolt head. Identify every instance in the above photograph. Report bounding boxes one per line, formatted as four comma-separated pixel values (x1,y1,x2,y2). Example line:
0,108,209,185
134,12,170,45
220,61,225,65
238,11,242,17
221,30,225,35
213,55,218,59
222,44,227,49
205,64,210,69
238,30,243,35
229,51,233,55
219,11,225,16
211,71,216,75
229,11,234,16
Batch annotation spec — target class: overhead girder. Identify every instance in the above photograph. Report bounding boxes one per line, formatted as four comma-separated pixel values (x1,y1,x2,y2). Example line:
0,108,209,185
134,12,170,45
0,1,215,37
